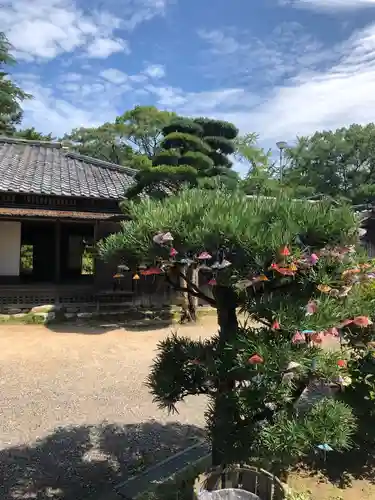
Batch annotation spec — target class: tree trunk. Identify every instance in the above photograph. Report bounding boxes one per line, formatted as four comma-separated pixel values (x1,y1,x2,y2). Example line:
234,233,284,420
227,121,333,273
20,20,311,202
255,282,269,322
179,264,193,323
187,265,199,322
211,285,239,466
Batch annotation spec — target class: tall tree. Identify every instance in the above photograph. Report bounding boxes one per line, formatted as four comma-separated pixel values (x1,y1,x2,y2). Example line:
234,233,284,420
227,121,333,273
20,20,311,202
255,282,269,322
0,32,31,135
126,117,240,199
62,123,134,165
284,124,375,204
115,105,177,158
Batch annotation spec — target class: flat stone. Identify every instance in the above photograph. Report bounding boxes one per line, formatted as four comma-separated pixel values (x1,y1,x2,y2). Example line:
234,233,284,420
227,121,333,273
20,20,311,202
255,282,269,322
31,304,55,313
7,308,22,315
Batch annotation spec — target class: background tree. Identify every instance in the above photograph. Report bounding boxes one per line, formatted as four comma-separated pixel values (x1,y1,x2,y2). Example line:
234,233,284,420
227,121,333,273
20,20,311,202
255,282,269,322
0,32,31,135
62,123,134,165
125,117,240,199
115,105,177,158
284,124,375,204
100,188,372,472
14,127,55,141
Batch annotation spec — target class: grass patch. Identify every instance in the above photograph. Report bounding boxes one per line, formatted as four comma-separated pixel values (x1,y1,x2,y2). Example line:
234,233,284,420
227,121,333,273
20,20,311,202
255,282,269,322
0,313,46,325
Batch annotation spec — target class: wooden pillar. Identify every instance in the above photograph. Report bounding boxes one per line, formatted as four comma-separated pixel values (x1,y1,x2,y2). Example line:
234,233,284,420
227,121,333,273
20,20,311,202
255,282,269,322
93,220,99,282
55,220,61,285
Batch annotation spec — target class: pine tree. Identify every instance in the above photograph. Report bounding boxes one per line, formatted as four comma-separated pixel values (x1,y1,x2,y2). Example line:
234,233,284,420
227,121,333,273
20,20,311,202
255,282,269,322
99,189,374,474
125,117,239,199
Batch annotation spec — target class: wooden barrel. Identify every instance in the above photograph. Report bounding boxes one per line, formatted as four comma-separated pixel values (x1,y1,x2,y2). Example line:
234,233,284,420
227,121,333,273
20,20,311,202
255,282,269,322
193,465,287,500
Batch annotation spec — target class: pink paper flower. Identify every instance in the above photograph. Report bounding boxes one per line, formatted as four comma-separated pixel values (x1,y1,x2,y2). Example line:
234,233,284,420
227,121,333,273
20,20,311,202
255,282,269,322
310,253,319,265
208,278,217,286
280,246,291,256
197,251,212,260
169,247,178,258
337,359,347,368
326,327,339,337
292,331,305,344
306,300,318,316
248,354,264,364
272,320,280,330
353,316,373,327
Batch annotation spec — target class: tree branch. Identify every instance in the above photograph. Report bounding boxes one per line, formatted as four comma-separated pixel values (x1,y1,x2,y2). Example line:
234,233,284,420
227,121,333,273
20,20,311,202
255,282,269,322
164,273,217,307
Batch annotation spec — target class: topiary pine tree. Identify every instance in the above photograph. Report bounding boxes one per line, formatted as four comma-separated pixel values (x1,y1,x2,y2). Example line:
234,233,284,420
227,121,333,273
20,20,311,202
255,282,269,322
125,117,240,199
99,188,375,475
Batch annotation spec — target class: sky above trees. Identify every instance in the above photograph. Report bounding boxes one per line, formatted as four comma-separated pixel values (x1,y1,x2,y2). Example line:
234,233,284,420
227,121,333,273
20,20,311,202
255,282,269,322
2,0,375,166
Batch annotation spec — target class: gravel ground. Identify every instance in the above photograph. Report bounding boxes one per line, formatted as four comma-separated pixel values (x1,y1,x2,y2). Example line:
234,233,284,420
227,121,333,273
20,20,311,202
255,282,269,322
0,318,217,500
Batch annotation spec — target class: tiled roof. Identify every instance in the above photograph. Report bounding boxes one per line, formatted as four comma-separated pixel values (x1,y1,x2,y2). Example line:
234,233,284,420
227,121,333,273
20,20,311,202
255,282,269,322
0,137,136,200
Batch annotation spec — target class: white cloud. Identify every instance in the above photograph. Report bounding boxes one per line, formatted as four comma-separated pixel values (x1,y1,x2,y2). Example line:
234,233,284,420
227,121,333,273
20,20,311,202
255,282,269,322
143,64,166,79
198,29,243,54
0,0,172,61
100,68,129,84
285,0,375,10
86,37,130,58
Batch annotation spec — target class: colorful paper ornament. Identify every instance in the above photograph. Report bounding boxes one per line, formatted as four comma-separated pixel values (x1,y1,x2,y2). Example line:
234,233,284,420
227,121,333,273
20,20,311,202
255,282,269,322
272,320,280,330
286,361,301,371
317,284,331,293
353,316,373,327
338,318,353,327
153,232,173,245
211,259,232,269
280,246,291,256
141,267,162,276
197,251,212,260
326,327,339,337
311,332,324,344
306,300,318,316
337,375,352,387
310,253,319,265
169,247,178,258
208,278,217,286
113,273,124,279
302,330,316,335
132,273,140,280
337,359,347,368
118,264,130,271
248,354,264,364
317,443,333,452
292,331,305,344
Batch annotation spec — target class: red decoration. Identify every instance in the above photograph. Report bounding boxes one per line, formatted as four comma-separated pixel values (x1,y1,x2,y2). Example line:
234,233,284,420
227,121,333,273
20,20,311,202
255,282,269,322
280,246,291,256
339,318,353,327
311,332,323,344
271,320,280,330
248,354,264,364
306,300,318,315
169,247,178,257
337,359,347,368
141,267,162,276
326,327,339,337
208,278,217,286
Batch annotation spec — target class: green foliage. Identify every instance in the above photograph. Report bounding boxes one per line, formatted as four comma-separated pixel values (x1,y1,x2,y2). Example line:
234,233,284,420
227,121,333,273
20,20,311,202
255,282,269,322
160,132,212,155
204,136,235,155
14,127,55,141
63,123,134,165
163,119,204,137
0,32,32,135
116,105,176,158
194,117,238,139
284,124,375,203
153,150,180,166
208,150,232,168
180,151,214,172
100,188,357,267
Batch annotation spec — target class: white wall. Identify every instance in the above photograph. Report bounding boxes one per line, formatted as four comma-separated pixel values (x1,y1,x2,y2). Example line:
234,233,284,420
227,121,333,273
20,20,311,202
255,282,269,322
0,221,21,276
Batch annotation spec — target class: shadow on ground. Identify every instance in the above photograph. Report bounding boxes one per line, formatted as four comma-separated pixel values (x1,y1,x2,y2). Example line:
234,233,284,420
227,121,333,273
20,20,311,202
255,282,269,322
46,309,177,335
0,420,205,500
296,439,375,489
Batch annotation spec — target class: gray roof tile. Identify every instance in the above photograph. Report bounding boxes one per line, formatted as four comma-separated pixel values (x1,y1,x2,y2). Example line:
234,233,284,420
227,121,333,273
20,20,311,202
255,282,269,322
0,137,136,200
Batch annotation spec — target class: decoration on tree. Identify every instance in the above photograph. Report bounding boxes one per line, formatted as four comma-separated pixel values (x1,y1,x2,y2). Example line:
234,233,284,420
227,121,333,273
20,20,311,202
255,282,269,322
132,273,140,280
208,278,217,286
153,232,174,245
337,359,347,368
292,332,306,344
248,354,264,364
353,316,372,327
169,247,178,258
310,253,319,265
271,320,280,330
198,251,212,260
280,246,291,257
317,443,333,452
306,301,318,316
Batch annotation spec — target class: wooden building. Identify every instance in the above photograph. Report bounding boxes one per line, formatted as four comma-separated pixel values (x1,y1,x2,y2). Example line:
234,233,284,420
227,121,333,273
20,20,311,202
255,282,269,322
0,136,138,311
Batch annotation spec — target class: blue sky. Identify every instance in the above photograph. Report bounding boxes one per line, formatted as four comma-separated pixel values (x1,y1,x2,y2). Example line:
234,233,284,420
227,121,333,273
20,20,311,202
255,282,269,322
3,0,375,172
